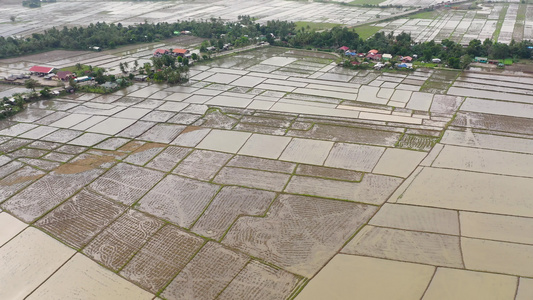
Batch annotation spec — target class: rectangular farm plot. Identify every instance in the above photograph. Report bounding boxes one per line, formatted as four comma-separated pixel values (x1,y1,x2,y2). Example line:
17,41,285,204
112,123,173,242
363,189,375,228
432,145,533,178
396,167,533,218
279,138,333,165
123,143,166,166
171,127,211,147
206,95,253,108
285,174,402,205
145,146,191,172
324,143,385,172
214,167,291,192
461,237,533,278
0,228,75,300
297,255,434,300
36,189,126,249
89,163,165,205
203,73,241,84
191,186,275,240
342,226,464,268
83,210,164,271
222,194,378,277
137,175,220,228
197,129,251,153
230,76,266,87
173,150,232,181
0,212,27,247
369,203,460,235
238,134,291,159
460,97,533,119
28,254,153,300
2,166,105,223
218,260,302,300
138,124,186,143
120,225,204,293
372,148,427,178
161,241,250,300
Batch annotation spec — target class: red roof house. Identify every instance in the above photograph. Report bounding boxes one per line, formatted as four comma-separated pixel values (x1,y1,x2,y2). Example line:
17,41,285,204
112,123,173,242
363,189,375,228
55,71,74,81
172,48,190,56
339,46,350,51
368,49,379,55
402,56,413,62
29,66,56,74
153,49,169,57
366,53,382,61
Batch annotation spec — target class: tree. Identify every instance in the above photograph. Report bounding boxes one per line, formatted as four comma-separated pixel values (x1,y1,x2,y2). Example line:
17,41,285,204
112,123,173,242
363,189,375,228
10,16,15,22
24,79,38,91
75,63,82,70
119,62,125,74
448,57,461,69
191,53,198,61
40,87,52,98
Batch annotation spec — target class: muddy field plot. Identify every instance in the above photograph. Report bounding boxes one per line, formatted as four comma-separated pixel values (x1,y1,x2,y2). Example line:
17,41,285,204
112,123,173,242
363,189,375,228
2,45,533,299
374,3,533,44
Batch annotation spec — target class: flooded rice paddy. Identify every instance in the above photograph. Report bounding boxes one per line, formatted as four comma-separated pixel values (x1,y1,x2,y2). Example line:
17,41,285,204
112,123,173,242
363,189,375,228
1,45,533,299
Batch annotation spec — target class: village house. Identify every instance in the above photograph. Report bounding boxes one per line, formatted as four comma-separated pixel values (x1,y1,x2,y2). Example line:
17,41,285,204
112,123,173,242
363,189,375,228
344,50,357,56
29,66,56,76
382,54,392,61
401,56,413,63
367,53,382,61
54,71,74,81
172,48,190,57
153,49,169,57
338,46,350,52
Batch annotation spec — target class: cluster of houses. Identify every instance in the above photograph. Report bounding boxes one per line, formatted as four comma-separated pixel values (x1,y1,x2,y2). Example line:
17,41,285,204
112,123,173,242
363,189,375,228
153,48,192,58
339,46,442,69
474,56,504,67
3,66,77,83
28,66,77,82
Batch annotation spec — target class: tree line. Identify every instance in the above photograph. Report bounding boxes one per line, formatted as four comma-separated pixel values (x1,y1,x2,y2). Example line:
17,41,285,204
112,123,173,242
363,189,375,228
1,16,531,68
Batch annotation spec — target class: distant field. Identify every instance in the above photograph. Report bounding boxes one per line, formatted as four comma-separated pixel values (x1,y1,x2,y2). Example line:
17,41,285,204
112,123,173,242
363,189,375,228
348,0,385,5
354,25,381,39
295,21,341,31
409,10,438,19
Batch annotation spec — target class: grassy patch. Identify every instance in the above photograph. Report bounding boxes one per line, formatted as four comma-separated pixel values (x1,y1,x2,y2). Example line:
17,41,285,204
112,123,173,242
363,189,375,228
414,62,438,68
61,64,104,77
502,58,513,65
353,25,381,40
348,0,385,5
409,10,438,19
493,4,509,42
295,21,341,31
516,4,527,21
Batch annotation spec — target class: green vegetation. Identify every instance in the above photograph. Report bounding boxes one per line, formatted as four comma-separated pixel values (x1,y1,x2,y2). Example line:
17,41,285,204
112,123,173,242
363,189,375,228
414,62,438,68
61,64,104,77
295,22,341,32
516,4,527,21
1,96,25,120
2,15,531,69
493,4,509,42
149,55,190,84
353,25,381,40
503,58,513,65
348,0,385,5
0,16,295,59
